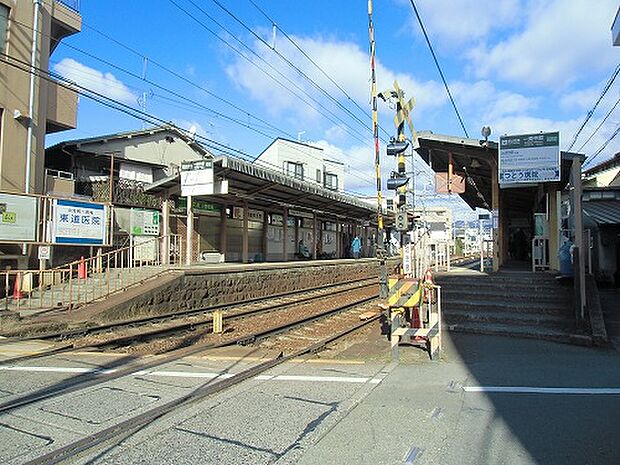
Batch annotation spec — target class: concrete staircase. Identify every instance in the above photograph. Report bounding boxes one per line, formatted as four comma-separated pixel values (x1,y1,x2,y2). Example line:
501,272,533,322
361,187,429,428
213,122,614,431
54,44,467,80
436,271,591,345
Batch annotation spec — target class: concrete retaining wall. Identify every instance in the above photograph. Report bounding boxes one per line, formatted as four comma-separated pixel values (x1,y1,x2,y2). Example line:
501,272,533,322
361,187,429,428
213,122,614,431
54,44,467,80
94,260,389,323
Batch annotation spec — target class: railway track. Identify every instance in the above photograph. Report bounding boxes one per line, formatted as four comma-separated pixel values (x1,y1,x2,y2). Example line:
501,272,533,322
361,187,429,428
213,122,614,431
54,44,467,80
23,304,379,465
0,287,378,415
0,278,377,366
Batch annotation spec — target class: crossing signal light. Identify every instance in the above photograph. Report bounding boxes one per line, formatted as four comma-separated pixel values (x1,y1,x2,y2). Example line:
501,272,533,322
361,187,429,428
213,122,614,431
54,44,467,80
386,140,409,156
387,172,409,190
396,211,408,231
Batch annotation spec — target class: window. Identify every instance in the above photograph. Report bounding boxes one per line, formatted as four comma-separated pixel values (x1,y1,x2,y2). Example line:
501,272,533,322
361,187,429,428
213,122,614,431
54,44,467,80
285,161,304,180
316,169,321,183
324,173,338,190
0,4,8,55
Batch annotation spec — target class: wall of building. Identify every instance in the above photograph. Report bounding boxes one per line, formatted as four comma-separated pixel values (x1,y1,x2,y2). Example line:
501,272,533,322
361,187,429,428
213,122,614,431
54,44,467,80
255,139,344,191
0,0,80,194
72,133,205,179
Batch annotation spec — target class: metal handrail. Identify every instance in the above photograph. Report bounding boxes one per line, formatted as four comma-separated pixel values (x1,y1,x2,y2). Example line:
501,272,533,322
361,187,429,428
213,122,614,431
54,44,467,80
3,235,183,313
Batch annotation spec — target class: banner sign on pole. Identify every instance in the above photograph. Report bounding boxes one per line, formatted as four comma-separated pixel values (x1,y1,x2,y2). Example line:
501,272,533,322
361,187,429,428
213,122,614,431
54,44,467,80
53,199,107,245
499,131,560,186
0,193,38,242
181,159,214,197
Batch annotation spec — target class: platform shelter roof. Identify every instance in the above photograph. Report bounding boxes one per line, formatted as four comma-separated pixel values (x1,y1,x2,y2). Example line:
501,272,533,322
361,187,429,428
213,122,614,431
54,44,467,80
146,156,379,223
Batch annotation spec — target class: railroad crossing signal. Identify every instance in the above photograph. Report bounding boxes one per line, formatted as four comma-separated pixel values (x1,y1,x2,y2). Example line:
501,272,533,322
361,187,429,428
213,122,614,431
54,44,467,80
396,211,408,231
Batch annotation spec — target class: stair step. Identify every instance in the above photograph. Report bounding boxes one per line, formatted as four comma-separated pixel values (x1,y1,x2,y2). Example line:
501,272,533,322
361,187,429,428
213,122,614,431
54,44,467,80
443,300,569,314
441,289,570,302
443,309,572,328
445,322,592,346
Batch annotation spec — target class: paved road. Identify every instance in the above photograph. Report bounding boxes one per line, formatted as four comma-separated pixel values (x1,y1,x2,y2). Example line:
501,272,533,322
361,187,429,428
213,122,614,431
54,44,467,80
599,288,620,349
0,330,618,464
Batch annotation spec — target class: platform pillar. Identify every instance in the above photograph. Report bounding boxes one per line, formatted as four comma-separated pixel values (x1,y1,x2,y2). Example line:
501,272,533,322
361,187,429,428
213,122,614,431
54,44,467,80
162,198,170,265
282,208,289,262
186,195,193,265
220,204,227,260
262,209,268,262
491,159,501,272
242,201,249,263
312,211,318,260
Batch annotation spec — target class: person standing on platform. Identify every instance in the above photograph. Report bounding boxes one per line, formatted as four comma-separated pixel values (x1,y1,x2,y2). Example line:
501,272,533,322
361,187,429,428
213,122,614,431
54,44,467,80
351,235,362,259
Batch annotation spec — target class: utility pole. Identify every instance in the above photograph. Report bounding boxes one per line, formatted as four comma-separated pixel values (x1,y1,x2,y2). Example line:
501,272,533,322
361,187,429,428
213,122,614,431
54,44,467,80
368,0,388,298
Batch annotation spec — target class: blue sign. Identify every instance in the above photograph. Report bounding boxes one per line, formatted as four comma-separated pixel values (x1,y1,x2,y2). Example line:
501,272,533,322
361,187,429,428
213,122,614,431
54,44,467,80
53,199,107,245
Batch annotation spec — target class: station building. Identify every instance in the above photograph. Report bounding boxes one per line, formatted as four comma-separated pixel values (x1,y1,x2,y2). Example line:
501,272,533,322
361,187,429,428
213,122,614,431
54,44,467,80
43,126,380,266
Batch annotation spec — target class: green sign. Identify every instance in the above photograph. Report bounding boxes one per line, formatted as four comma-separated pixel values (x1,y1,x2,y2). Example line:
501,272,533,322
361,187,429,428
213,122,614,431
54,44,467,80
177,197,221,213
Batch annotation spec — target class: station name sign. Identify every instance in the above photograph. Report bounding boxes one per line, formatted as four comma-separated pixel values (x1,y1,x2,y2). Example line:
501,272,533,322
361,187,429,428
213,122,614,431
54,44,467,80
499,131,560,186
181,159,214,197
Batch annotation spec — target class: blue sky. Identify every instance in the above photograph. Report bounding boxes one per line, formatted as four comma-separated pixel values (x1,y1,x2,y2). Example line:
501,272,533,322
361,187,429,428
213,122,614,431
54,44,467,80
48,0,620,215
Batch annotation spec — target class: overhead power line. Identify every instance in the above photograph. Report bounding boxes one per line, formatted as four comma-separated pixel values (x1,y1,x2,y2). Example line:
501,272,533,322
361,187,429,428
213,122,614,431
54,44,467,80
577,94,620,153
3,53,376,194
567,63,620,151
13,16,377,187
408,0,469,138
245,0,392,140
166,0,374,148
583,124,620,169
207,0,382,141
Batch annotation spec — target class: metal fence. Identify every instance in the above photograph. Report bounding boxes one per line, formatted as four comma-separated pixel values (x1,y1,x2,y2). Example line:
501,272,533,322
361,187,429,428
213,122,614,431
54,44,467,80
55,0,80,12
3,235,183,312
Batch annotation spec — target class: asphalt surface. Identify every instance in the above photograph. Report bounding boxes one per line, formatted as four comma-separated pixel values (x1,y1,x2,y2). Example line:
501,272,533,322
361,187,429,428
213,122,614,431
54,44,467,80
0,327,618,464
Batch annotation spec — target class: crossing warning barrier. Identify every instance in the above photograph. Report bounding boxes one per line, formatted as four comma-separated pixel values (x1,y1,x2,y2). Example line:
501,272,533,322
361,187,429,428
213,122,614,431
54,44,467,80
387,273,442,359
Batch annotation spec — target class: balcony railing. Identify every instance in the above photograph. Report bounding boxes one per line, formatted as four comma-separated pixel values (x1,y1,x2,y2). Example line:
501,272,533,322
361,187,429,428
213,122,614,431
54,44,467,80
55,0,80,13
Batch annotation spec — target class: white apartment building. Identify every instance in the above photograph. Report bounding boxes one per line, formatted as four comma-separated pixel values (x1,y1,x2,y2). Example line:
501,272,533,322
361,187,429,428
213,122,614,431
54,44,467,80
254,138,345,192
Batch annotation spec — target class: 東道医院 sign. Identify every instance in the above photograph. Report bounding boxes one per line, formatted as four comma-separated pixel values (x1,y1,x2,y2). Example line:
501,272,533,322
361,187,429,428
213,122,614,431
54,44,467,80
499,131,560,186
52,199,107,245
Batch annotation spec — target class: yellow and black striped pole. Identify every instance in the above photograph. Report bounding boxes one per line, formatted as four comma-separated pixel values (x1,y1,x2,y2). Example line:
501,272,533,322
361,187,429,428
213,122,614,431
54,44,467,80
368,0,388,298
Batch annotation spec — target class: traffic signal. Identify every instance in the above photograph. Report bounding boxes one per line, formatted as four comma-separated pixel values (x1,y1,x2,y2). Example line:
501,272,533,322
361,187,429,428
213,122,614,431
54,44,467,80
387,172,409,190
396,211,408,231
386,140,409,156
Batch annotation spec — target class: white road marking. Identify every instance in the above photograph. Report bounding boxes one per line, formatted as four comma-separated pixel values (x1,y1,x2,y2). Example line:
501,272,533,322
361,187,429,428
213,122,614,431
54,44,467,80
0,366,374,384
463,386,620,395
258,375,369,383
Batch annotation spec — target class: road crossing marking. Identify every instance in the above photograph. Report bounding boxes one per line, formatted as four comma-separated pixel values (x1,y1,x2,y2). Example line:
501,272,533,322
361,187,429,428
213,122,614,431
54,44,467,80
0,365,385,385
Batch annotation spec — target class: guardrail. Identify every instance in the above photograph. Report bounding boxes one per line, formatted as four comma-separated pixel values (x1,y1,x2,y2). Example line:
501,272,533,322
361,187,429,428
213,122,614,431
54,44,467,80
3,235,183,312
55,0,80,12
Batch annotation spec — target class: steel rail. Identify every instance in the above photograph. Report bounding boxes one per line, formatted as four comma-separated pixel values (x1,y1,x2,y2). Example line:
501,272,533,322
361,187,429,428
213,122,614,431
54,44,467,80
23,311,380,465
6,277,378,343
0,294,377,414
0,280,377,367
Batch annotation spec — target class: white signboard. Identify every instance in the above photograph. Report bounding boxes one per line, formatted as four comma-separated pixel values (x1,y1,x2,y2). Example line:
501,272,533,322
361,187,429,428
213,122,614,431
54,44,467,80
499,131,560,186
130,209,159,236
403,243,413,276
53,199,107,245
38,246,50,260
181,159,214,197
0,193,37,242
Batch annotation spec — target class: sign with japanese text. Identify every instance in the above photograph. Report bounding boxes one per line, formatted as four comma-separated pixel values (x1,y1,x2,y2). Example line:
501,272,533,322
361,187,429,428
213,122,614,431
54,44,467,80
499,131,560,186
53,199,107,245
0,193,37,242
130,209,159,236
180,159,214,196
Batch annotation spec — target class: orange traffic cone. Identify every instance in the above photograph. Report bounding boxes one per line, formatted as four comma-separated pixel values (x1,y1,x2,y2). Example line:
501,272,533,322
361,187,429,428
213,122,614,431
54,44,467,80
12,273,24,299
78,256,87,279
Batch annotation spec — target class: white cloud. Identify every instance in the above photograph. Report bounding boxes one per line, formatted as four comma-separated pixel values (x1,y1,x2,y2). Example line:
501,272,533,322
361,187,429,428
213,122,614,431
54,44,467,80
225,34,445,130
53,58,137,105
559,85,606,111
409,0,523,46
469,0,620,88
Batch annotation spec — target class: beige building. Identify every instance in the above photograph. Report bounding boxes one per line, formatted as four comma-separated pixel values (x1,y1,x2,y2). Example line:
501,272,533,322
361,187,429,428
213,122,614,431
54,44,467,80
0,0,81,194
